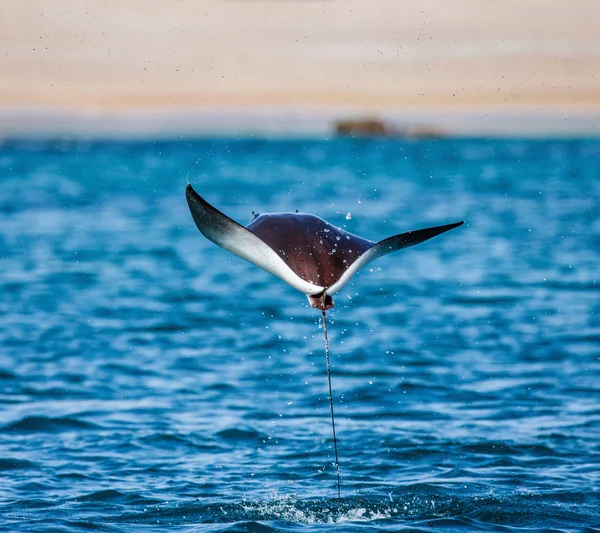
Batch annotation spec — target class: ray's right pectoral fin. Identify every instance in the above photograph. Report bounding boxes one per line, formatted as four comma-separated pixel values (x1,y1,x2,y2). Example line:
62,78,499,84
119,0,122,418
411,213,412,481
185,184,324,295
327,221,464,295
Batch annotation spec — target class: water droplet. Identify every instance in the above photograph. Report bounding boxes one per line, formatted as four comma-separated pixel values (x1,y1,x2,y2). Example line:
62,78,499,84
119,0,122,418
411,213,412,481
346,212,352,220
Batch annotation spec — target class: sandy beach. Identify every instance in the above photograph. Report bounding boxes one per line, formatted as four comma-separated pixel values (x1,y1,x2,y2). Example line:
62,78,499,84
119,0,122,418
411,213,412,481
1,0,599,136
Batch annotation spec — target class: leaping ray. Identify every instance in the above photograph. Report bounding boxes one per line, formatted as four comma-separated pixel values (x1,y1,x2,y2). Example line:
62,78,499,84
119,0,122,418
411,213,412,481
185,183,464,500
186,184,463,309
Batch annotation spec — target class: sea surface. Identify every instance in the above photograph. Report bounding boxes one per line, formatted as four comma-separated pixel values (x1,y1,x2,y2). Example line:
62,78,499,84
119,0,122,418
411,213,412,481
0,138,599,532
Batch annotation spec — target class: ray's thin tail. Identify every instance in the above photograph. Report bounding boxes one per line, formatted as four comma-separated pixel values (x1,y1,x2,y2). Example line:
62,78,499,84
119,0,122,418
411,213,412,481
322,310,341,501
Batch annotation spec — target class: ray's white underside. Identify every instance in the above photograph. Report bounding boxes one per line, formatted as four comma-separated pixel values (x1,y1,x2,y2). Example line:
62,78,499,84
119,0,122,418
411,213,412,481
186,185,325,296
217,225,325,295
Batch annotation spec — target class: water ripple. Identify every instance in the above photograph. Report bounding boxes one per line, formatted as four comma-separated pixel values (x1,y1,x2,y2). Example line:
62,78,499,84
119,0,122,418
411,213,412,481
1,138,599,531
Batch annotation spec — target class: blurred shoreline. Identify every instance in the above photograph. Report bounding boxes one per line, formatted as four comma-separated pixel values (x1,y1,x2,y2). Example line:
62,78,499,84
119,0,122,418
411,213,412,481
1,106,599,140
2,0,599,139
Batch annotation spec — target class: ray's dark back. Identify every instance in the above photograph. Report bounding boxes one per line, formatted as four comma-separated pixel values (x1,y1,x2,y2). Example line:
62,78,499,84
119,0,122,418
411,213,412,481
247,213,373,288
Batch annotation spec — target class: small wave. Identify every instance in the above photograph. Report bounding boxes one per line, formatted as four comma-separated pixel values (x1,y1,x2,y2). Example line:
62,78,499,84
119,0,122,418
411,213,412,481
206,383,240,393
138,432,219,452
0,369,16,380
0,457,36,471
448,295,522,305
74,489,129,503
2,416,97,433
216,427,268,442
542,280,600,292
461,441,557,456
220,521,282,533
72,489,160,506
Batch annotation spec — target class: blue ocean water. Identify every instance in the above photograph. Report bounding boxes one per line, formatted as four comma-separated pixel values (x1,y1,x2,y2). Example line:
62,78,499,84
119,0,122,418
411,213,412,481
0,138,599,532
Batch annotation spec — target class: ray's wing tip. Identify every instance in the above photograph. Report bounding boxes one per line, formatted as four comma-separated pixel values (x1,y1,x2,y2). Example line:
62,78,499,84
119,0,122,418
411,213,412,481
185,183,203,206
441,220,464,231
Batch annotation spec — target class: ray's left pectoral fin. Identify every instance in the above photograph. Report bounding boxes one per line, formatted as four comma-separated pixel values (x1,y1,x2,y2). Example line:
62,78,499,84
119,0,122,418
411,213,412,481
185,184,324,295
327,221,464,295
